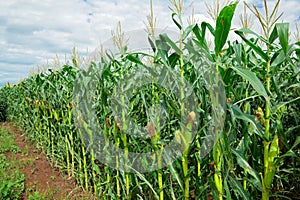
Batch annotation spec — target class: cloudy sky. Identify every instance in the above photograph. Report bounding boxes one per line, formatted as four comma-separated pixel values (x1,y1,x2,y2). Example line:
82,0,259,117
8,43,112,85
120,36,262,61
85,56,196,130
0,0,299,86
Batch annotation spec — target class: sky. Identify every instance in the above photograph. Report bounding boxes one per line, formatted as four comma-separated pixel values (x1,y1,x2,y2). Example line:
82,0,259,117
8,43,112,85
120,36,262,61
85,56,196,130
0,0,299,87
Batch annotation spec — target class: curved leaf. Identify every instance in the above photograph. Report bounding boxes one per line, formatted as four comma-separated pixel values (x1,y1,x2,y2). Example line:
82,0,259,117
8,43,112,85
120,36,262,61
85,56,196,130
172,12,182,30
235,29,269,61
159,33,182,55
228,175,250,200
231,66,269,103
231,149,262,191
228,104,264,138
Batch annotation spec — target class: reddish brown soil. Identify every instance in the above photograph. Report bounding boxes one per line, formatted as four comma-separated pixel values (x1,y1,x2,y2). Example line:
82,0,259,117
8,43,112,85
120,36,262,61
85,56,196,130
1,122,93,200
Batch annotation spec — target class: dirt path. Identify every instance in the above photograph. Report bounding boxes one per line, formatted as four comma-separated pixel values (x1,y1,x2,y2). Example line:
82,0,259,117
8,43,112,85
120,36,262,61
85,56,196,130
1,122,92,200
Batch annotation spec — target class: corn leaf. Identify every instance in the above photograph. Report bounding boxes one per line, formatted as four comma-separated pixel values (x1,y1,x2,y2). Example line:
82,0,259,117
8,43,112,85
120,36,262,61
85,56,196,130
232,149,262,191
224,180,232,200
148,36,156,53
229,104,264,138
276,23,289,55
201,21,215,37
268,134,279,164
232,43,243,65
235,28,269,44
192,24,210,51
272,96,300,113
271,49,286,67
269,26,278,44
291,136,300,150
231,66,269,103
126,54,143,65
172,12,182,30
235,30,269,61
183,24,195,40
129,166,159,199
214,1,238,55
228,175,250,200
159,33,182,55
265,134,279,187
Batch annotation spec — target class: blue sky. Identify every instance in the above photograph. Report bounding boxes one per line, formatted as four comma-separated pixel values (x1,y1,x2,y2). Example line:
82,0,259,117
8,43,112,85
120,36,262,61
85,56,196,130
0,0,299,87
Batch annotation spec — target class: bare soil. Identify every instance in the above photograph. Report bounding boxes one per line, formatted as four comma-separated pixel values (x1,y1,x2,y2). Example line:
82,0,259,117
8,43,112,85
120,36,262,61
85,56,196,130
1,122,93,200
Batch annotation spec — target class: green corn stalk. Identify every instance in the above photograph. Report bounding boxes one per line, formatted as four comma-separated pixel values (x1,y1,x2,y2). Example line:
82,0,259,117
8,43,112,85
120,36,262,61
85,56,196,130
67,107,76,177
148,120,164,200
111,73,121,199
51,131,54,161
78,149,84,188
115,144,121,199
121,113,130,198
89,128,97,193
155,87,163,200
262,54,272,200
38,101,45,146
111,21,131,198
169,1,190,198
116,68,130,198
103,100,111,197
173,112,195,200
148,108,163,200
52,109,59,161
65,134,71,177
242,1,284,198
157,148,163,200
82,144,89,191
69,128,75,177
196,138,201,178
47,113,51,157
91,157,99,194
63,108,71,177
113,119,121,199
213,141,223,200
183,112,195,200
147,11,164,195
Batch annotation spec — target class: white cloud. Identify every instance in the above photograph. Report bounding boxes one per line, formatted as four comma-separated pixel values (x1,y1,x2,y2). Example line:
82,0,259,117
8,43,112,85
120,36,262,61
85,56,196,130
0,0,299,86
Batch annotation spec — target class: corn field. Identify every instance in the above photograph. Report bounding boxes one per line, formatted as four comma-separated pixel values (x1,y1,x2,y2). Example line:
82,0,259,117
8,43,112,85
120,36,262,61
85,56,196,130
0,0,299,199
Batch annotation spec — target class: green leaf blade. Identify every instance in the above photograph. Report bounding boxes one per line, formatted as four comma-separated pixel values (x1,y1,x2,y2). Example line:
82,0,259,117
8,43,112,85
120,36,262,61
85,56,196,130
276,23,289,55
231,66,269,103
214,1,238,55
